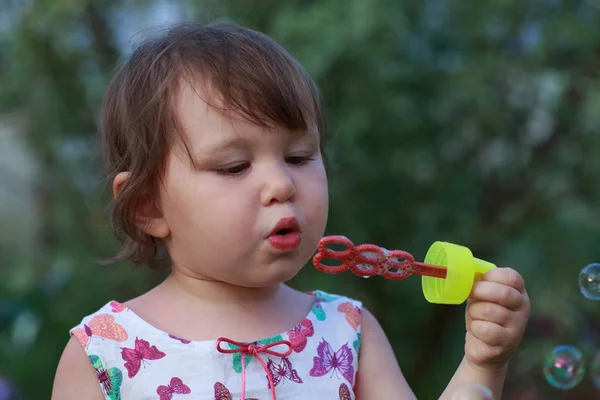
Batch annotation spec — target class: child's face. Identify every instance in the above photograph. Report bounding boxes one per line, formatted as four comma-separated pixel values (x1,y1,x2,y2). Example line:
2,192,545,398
157,81,329,287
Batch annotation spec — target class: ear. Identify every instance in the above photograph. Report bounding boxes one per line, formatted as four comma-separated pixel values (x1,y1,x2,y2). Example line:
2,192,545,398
113,172,170,238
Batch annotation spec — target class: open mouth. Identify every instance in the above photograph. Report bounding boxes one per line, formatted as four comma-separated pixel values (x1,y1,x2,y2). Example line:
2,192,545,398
268,217,302,251
269,217,301,237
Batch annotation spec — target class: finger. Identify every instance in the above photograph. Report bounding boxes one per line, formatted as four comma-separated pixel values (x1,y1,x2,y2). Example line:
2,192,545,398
480,268,525,293
469,320,511,347
467,301,512,327
469,281,524,310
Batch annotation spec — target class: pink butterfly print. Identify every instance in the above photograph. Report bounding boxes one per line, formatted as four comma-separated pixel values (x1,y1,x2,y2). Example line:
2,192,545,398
309,339,354,385
337,302,361,330
213,382,258,400
266,357,303,389
288,318,314,353
157,377,191,400
72,314,128,348
109,301,127,313
121,337,166,378
339,383,351,400
168,334,191,344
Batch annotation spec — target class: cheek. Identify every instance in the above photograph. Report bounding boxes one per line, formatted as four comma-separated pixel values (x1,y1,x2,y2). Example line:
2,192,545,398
303,166,329,231
163,184,257,265
317,185,329,231
180,187,253,232
194,183,261,245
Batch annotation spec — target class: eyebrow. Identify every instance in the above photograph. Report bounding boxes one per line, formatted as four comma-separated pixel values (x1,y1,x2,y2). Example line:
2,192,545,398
203,129,319,154
203,134,249,154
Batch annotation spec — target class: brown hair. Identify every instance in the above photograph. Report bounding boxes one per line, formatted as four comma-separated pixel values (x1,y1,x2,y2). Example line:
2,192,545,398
101,22,327,269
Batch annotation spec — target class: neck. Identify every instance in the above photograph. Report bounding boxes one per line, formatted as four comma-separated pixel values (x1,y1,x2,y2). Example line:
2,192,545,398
160,270,283,306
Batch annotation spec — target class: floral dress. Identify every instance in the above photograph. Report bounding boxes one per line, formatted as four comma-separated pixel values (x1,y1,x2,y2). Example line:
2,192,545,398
69,290,362,400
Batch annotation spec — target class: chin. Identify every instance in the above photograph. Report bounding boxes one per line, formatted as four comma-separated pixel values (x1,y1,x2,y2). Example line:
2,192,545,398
263,264,304,287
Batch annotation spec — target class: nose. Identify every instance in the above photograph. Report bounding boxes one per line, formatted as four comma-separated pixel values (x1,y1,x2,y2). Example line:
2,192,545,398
260,163,296,206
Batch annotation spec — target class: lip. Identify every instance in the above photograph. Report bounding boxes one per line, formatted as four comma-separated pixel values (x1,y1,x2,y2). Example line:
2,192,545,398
269,217,301,236
267,217,302,252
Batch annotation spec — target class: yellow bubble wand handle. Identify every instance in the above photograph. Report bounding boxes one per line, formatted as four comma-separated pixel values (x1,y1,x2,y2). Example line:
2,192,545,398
422,242,496,305
313,236,496,305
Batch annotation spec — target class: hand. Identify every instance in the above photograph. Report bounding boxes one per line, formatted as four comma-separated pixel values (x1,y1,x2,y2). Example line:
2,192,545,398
464,267,531,371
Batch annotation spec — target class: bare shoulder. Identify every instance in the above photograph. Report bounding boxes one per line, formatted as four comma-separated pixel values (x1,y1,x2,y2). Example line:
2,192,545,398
354,307,417,400
52,336,105,400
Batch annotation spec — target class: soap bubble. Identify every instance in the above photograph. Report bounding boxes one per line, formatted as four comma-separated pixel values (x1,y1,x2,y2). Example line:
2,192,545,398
543,345,585,390
451,384,493,400
579,263,600,300
591,351,600,389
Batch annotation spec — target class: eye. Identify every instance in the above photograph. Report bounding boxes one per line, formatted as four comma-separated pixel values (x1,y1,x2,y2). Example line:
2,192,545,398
215,163,250,176
286,155,314,166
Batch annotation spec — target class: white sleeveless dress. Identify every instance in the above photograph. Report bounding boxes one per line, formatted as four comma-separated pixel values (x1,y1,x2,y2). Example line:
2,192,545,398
69,290,362,400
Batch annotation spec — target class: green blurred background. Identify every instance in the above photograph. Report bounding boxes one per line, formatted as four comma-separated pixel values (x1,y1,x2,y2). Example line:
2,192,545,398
1,0,600,399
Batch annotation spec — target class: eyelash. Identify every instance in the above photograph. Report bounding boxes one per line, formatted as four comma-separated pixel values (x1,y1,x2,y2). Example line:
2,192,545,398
286,156,314,166
215,156,315,176
216,163,249,176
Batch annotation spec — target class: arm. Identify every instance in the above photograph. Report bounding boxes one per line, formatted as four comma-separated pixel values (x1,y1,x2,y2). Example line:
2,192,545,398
355,311,508,400
354,307,417,399
51,336,106,400
439,267,530,399
439,357,507,399
356,267,529,400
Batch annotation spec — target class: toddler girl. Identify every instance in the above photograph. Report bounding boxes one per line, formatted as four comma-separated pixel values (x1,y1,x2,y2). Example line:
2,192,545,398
52,22,530,400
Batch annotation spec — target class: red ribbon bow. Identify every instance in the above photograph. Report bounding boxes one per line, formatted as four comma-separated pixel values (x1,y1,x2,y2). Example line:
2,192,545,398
216,337,293,400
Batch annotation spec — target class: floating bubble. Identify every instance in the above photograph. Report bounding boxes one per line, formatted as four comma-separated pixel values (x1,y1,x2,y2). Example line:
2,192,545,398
450,384,493,400
591,351,600,390
543,345,585,390
579,263,600,300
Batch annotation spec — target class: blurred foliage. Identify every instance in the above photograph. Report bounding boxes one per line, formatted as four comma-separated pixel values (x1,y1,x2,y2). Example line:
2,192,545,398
1,0,600,398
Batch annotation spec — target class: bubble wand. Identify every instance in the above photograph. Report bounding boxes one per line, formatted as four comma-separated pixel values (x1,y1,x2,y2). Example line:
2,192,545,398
312,235,496,305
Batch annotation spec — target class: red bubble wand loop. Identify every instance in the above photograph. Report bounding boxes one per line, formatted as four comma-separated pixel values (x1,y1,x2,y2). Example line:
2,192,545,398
313,235,447,280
